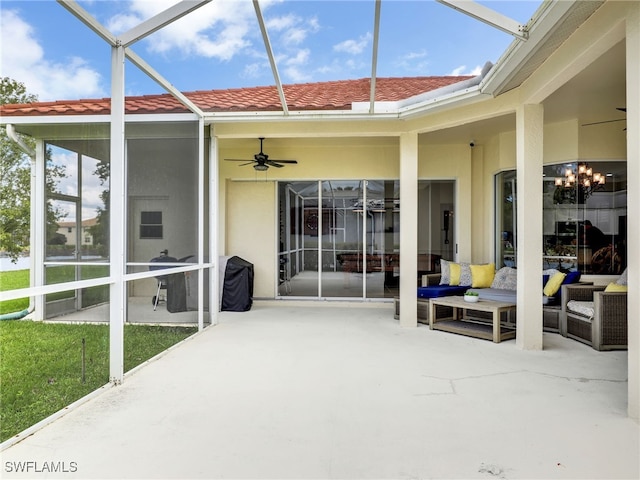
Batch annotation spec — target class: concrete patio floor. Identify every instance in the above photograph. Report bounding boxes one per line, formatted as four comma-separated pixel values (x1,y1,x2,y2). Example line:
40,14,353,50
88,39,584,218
1,301,638,479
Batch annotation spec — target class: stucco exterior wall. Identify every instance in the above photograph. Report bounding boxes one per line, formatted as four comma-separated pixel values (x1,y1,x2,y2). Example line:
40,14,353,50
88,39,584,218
226,180,276,298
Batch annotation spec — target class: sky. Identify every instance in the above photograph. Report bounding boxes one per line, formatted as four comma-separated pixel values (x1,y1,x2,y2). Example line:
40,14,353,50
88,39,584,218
1,0,542,102
1,0,541,222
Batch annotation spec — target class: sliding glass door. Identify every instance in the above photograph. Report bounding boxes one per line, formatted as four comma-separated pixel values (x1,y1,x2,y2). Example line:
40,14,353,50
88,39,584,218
278,179,453,300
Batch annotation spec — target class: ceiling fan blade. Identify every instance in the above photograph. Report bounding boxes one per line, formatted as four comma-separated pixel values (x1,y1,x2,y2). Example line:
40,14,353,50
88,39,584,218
265,160,284,168
225,158,252,162
581,118,626,127
617,107,627,112
267,159,298,164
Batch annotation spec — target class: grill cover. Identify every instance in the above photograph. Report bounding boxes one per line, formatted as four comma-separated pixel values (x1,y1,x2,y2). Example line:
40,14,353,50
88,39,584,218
220,256,254,312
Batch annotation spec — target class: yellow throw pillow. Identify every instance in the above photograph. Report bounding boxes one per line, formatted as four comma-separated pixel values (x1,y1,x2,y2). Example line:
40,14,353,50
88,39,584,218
604,282,628,292
449,263,461,285
470,263,495,288
543,271,566,296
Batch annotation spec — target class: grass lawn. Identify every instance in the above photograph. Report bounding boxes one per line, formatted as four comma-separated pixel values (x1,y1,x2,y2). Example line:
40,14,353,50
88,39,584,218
0,269,30,314
0,267,109,314
0,321,197,442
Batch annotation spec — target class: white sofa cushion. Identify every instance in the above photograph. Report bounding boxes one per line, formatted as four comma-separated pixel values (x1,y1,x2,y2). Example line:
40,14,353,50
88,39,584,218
567,300,594,320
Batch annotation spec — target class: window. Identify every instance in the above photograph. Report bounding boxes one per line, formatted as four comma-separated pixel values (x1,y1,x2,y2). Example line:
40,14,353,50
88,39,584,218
140,211,163,239
495,161,627,274
495,170,516,268
543,161,626,274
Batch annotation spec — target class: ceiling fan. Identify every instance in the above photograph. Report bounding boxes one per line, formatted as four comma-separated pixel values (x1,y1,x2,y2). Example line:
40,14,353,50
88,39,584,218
582,107,626,129
225,137,298,171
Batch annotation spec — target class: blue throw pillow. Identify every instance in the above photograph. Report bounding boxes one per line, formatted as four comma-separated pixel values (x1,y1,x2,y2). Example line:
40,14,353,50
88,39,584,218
563,271,581,284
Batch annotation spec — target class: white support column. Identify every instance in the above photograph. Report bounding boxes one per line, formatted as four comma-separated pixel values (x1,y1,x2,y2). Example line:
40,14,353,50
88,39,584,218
197,117,204,331
32,139,46,319
109,45,126,384
209,126,219,325
399,132,418,328
626,1,640,422
515,104,544,350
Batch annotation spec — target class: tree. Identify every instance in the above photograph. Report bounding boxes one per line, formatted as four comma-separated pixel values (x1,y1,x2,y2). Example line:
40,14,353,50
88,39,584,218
0,77,65,261
88,160,109,254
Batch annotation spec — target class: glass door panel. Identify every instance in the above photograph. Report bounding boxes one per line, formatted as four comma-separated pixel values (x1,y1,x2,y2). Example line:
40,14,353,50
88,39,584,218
366,180,399,299
495,172,516,268
278,181,319,297
418,180,455,279
321,181,364,298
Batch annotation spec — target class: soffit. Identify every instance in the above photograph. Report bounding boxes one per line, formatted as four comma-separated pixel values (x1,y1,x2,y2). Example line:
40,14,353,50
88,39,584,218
492,1,604,95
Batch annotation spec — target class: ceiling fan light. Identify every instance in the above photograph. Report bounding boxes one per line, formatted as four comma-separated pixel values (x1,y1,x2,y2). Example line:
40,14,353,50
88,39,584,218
254,164,268,171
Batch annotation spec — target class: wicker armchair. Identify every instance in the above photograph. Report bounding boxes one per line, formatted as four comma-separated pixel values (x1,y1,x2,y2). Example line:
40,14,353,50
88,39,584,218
560,284,627,351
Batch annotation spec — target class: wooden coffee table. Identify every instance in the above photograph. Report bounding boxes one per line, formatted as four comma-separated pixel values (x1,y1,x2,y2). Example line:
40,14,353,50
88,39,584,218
429,296,516,343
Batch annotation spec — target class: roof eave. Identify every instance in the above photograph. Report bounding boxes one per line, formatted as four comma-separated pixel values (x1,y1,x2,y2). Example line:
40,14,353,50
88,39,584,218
398,85,490,120
202,110,401,123
481,0,604,97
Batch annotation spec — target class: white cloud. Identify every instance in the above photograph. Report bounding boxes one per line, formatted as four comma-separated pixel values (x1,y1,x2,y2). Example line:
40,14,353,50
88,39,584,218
449,65,483,76
392,50,429,73
106,12,143,35
0,9,105,101
281,27,308,46
333,32,372,55
242,62,263,79
404,50,428,61
285,49,310,66
103,1,322,83
283,65,311,83
266,13,299,31
111,0,256,61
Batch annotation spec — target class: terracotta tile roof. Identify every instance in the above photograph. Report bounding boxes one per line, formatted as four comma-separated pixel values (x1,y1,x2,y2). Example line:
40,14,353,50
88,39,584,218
57,217,98,228
0,76,473,117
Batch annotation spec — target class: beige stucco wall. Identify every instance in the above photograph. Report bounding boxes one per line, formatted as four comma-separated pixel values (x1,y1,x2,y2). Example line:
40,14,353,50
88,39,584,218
418,143,472,262
579,122,627,159
219,137,479,296
220,138,401,297
225,180,276,298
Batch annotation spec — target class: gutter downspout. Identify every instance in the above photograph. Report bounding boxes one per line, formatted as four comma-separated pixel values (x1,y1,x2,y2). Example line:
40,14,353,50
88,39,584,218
5,124,36,317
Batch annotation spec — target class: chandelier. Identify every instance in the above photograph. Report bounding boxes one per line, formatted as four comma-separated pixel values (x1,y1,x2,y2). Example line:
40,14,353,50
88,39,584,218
555,162,605,201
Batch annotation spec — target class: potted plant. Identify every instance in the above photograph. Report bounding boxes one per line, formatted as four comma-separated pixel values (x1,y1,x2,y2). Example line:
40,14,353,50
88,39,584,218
463,290,479,303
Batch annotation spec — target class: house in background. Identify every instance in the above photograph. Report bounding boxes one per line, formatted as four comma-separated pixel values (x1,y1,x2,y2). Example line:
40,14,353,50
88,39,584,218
56,217,98,247
0,1,637,419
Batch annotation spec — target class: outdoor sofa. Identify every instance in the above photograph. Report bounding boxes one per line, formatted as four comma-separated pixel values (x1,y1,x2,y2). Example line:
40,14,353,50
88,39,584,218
395,262,582,331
